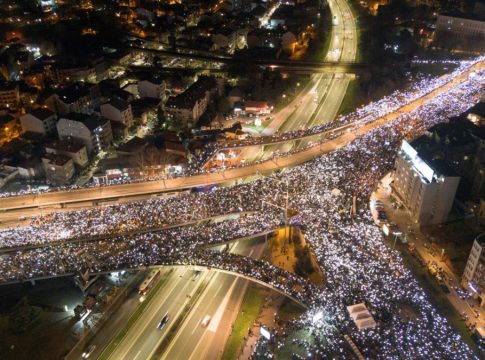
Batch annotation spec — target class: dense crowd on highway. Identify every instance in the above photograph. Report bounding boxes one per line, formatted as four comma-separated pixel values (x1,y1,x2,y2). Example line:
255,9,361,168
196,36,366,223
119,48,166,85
0,58,483,358
0,190,265,248
0,56,483,198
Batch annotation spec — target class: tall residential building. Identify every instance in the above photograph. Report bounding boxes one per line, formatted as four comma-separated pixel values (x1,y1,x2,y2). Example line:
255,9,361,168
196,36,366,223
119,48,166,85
393,140,460,225
462,234,485,307
100,98,134,128
57,113,112,154
20,108,57,135
165,76,218,128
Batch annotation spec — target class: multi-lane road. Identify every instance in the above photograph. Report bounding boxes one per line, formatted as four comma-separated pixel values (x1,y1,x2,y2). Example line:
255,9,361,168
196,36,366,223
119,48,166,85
1,54,482,220
0,0,358,220
103,239,265,360
246,0,357,158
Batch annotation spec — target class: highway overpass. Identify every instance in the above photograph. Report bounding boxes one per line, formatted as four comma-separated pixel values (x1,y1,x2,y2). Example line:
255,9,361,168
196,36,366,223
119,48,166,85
0,54,483,217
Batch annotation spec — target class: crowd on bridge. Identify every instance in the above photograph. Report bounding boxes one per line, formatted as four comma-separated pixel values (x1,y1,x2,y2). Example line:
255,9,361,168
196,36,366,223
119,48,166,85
0,56,483,198
0,57,483,358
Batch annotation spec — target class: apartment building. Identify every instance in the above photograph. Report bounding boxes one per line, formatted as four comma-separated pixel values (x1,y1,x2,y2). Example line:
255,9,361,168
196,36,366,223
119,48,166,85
462,234,485,307
393,139,460,225
57,112,112,154
20,108,57,135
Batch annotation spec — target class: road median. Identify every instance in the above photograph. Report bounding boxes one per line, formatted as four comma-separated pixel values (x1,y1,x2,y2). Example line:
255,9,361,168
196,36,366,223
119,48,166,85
98,268,172,360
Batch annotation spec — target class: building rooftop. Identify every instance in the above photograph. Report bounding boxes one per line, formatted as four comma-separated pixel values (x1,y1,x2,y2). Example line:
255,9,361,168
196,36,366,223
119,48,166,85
18,156,42,169
409,136,457,178
105,97,130,112
46,140,85,153
29,108,55,120
166,76,217,110
117,136,147,154
0,113,16,126
56,83,90,104
0,82,18,92
440,12,485,22
43,153,72,166
138,73,168,85
84,116,109,131
62,112,109,131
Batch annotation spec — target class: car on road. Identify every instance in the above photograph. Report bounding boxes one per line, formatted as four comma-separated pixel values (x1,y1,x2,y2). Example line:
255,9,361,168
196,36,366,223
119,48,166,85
158,314,170,329
201,315,211,327
81,345,96,358
192,270,201,280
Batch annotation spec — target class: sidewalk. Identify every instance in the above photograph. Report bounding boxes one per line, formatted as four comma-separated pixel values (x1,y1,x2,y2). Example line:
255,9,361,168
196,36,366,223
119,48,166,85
371,173,485,332
237,293,284,360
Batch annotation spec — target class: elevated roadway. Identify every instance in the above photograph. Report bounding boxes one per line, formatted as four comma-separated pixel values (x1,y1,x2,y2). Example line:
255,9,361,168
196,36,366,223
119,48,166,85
105,239,265,360
0,58,482,215
238,0,357,163
131,48,365,74
0,0,359,216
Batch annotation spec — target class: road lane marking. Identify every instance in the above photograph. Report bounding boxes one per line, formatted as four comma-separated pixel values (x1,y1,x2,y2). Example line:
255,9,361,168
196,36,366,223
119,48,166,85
113,268,186,360
188,279,249,360
208,278,238,333
160,272,222,360
214,283,223,297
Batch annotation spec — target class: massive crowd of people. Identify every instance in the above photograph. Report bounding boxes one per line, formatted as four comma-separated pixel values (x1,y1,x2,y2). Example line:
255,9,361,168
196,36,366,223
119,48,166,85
0,57,483,358
0,56,483,197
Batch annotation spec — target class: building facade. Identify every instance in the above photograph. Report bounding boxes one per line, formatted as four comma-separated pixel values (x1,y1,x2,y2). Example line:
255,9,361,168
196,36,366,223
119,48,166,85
45,140,88,167
138,78,166,99
393,140,460,225
20,108,57,135
46,83,99,116
100,98,134,128
57,113,112,154
0,83,20,110
435,14,485,52
462,234,485,307
165,76,218,128
42,154,75,185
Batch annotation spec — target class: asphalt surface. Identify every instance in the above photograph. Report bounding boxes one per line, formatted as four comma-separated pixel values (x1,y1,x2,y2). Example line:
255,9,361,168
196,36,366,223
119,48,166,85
1,2,483,219
0,56,482,219
161,240,265,360
106,267,207,360
239,0,357,160
0,0,357,218
104,239,265,360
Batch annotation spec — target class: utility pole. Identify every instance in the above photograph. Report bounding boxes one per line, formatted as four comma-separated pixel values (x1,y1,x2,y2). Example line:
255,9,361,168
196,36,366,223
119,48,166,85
259,172,291,253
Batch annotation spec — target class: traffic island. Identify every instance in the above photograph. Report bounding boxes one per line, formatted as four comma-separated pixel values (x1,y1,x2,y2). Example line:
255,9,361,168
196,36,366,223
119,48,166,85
266,227,325,287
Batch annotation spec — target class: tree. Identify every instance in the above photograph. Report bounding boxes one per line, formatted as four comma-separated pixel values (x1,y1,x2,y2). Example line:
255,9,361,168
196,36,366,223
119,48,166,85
294,246,314,276
216,97,231,114
9,297,41,334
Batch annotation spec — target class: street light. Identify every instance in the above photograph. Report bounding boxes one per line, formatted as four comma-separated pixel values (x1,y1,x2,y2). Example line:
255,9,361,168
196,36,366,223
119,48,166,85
258,172,291,253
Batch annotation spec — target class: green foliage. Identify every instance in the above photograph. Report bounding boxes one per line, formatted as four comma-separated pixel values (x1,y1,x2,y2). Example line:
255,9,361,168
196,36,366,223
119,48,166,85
221,286,265,360
9,297,41,334
294,246,314,277
216,97,231,115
